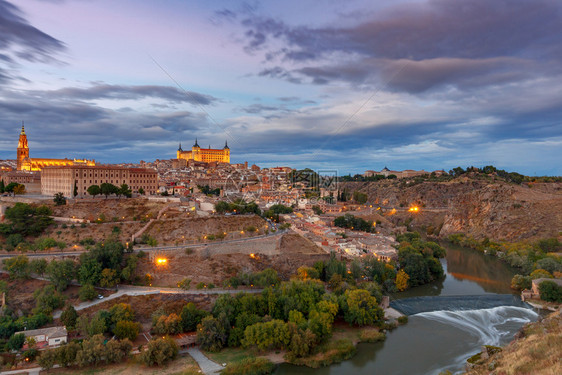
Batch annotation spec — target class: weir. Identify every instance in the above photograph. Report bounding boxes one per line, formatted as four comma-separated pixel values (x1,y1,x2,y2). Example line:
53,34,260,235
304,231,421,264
389,294,529,315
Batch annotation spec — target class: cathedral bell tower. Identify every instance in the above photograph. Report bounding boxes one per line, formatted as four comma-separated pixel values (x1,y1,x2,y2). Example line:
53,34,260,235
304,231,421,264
17,123,29,171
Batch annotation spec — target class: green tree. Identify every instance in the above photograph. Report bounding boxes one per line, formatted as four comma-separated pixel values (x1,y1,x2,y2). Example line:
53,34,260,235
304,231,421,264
3,255,30,279
114,320,140,341
77,313,107,338
196,315,228,352
109,303,135,325
46,259,76,291
29,258,47,276
75,334,107,367
242,319,291,351
57,341,80,367
180,303,208,332
37,349,58,370
100,183,119,198
13,184,26,195
0,179,4,193
140,337,178,366
78,258,103,286
119,183,132,198
538,280,562,302
511,274,532,291
73,180,78,197
343,289,383,326
60,305,78,330
4,182,17,196
105,338,132,363
53,192,66,206
138,187,145,195
100,268,119,288
7,333,25,351
79,284,98,301
33,284,65,314
1,203,53,237
177,278,191,290
87,185,101,197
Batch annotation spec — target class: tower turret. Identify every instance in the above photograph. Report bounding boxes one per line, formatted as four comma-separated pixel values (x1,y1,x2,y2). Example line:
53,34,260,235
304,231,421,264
17,122,29,170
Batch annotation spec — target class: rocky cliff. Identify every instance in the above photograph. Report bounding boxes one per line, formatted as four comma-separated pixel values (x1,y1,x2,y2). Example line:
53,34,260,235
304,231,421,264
340,179,562,241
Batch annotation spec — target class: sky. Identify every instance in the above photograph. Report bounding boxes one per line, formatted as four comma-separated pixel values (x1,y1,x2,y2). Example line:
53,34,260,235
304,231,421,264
0,0,561,176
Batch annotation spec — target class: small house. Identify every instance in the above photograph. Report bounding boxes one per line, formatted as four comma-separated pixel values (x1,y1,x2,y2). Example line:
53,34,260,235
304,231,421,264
15,326,68,349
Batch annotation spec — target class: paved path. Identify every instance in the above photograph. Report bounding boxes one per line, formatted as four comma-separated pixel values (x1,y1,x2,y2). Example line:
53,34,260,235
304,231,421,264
187,347,225,375
0,366,46,375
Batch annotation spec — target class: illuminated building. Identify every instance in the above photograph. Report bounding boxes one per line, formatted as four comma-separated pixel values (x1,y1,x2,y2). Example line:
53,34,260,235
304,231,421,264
41,165,158,197
176,139,230,164
16,124,96,171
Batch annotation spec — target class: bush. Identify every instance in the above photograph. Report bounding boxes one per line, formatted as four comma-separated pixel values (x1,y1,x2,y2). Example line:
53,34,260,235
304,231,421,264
538,281,562,303
359,328,386,342
114,320,141,341
222,358,275,375
397,316,409,325
511,274,532,291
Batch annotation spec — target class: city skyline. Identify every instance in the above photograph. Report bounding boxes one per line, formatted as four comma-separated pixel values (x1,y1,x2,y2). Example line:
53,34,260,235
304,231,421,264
0,0,561,175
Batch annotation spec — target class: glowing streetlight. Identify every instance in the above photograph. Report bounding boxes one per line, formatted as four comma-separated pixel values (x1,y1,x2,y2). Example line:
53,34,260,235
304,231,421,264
156,257,168,266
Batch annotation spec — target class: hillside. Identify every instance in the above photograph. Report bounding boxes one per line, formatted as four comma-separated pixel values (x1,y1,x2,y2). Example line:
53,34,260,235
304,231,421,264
464,309,561,375
340,178,562,241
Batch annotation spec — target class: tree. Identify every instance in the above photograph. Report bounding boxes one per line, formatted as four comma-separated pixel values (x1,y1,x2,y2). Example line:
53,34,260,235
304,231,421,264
511,274,532,291
77,313,107,338
60,305,78,329
8,333,26,351
75,334,107,367
34,284,65,314
0,179,4,193
1,203,53,237
4,182,17,196
87,185,100,197
78,258,103,286
343,289,383,326
114,320,140,341
46,259,76,291
242,319,291,351
396,270,410,291
100,183,118,198
13,184,26,195
105,339,132,363
196,315,228,352
538,280,562,302
119,183,132,198
57,341,80,367
178,278,191,290
53,192,66,206
3,255,30,279
37,349,58,370
530,269,553,279
79,284,98,301
138,187,145,195
140,337,178,366
100,268,119,288
181,303,207,332
29,259,47,277
109,303,135,325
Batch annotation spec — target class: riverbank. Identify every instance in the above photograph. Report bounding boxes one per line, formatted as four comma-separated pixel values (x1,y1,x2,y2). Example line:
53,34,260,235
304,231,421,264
464,308,562,375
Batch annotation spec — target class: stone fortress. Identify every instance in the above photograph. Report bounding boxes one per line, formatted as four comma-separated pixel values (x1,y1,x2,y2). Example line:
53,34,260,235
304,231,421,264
176,139,230,164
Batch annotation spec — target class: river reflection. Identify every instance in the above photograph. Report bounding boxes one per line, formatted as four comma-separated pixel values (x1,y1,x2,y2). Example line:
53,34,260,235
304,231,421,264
275,242,531,375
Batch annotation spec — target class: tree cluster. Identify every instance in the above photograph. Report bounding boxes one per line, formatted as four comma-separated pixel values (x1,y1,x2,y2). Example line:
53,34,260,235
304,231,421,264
214,199,261,215
334,214,375,232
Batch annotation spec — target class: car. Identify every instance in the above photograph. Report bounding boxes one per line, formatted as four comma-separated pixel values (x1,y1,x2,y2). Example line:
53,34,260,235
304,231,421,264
97,295,104,299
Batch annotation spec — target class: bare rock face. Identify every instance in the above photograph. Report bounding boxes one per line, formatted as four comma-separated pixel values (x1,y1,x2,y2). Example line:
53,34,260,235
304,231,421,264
341,179,562,242
441,183,562,241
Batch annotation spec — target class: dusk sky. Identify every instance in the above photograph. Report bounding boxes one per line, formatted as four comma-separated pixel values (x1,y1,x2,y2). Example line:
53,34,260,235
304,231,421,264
0,0,561,175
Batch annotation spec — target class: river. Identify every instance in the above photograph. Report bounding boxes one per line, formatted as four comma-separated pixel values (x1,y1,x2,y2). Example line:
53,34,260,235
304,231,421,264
275,243,539,375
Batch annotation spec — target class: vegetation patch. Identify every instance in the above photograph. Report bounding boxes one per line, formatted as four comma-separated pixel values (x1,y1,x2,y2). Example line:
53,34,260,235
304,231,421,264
221,357,275,375
286,339,356,368
359,328,386,343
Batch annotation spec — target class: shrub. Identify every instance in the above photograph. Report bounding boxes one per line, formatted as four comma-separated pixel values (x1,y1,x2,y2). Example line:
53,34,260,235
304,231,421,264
359,328,386,342
538,281,562,303
222,358,275,375
114,320,141,341
397,316,409,325
140,337,178,366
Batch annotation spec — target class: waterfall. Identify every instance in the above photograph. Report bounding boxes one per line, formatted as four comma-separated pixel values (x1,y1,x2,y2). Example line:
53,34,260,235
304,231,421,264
415,306,538,346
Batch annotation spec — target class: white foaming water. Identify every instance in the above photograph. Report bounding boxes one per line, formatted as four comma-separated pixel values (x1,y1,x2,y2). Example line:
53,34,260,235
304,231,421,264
415,306,538,346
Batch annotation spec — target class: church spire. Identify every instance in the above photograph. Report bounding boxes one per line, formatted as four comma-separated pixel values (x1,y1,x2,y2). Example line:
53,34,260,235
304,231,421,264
178,142,183,151
21,121,25,135
193,138,200,148
224,140,229,149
